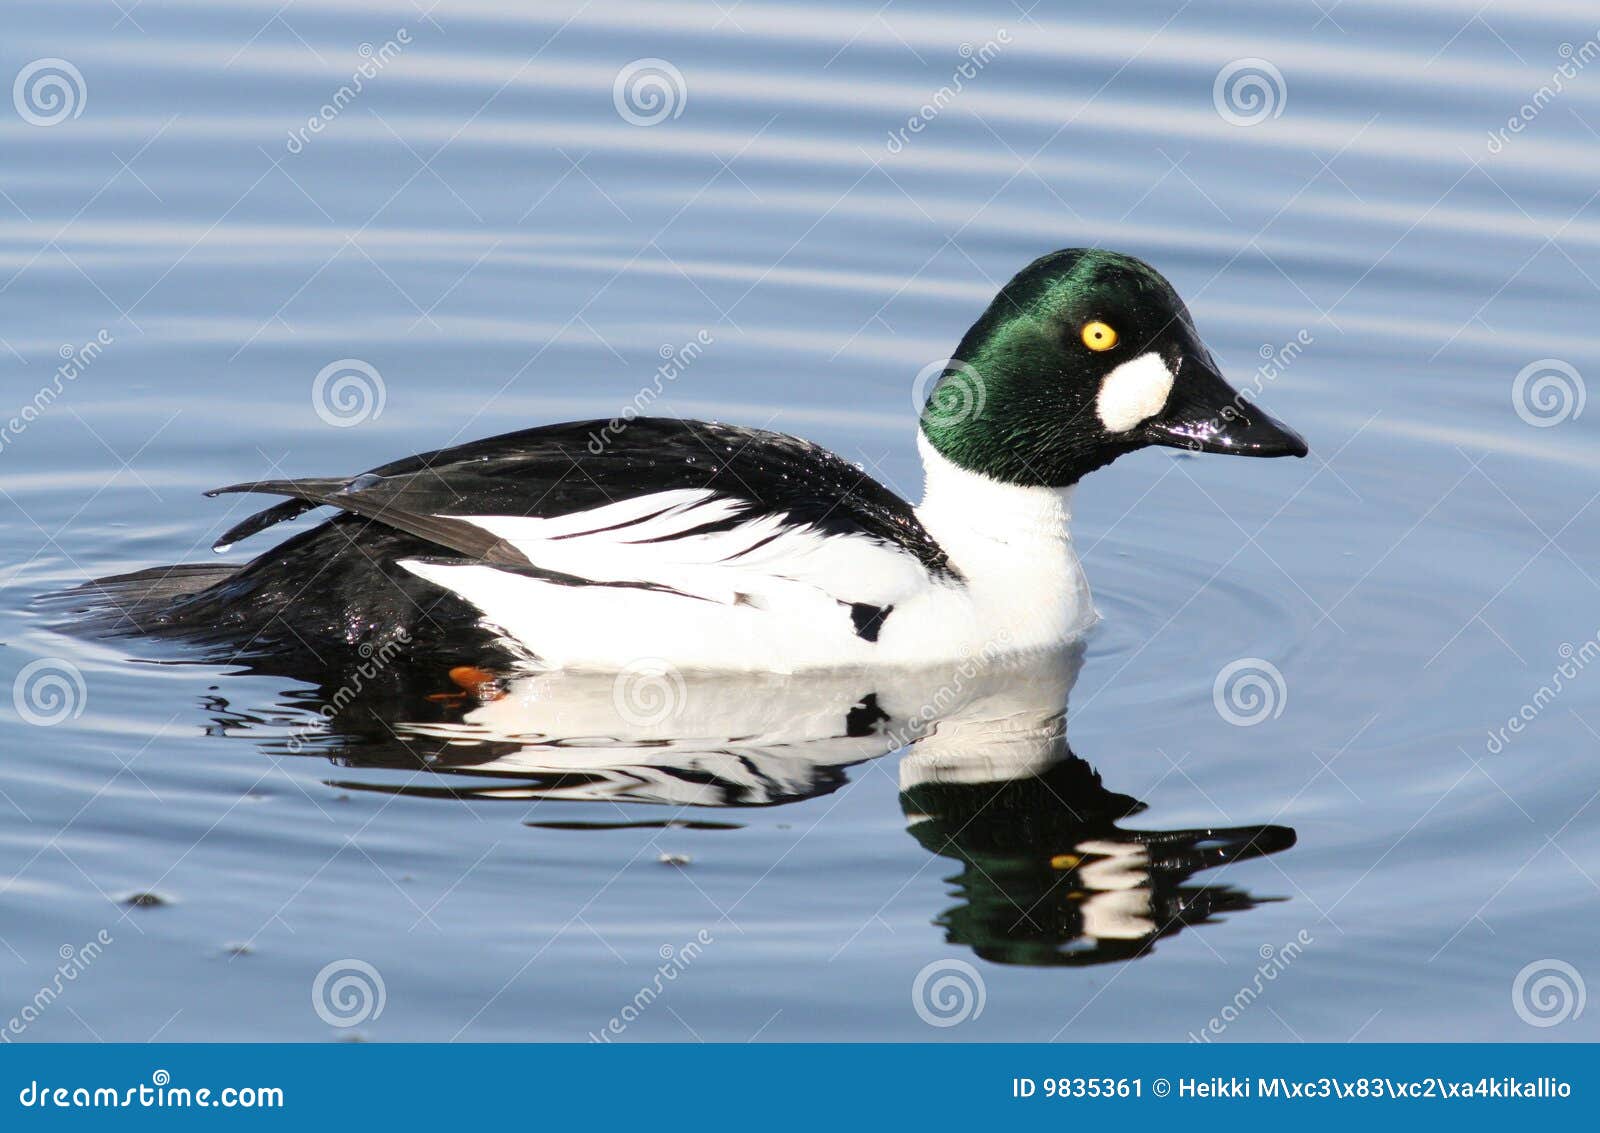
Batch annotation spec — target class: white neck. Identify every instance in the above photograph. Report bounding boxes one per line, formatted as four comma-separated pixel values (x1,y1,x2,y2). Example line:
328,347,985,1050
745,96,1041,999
909,432,1097,649
914,432,1076,545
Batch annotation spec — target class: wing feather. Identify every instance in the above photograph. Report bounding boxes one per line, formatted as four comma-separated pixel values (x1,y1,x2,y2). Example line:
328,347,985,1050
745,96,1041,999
207,477,533,567
201,419,956,599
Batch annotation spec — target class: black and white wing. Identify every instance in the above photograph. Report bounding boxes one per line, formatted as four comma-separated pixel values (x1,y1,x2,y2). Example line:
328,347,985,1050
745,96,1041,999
208,418,957,666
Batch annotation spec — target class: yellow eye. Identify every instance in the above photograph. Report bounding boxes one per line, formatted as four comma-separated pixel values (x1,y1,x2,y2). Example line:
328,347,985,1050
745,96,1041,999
1081,321,1118,352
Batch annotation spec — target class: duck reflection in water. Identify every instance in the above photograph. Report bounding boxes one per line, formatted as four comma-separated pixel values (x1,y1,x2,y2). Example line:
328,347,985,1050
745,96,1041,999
900,715,1293,967
196,643,1293,967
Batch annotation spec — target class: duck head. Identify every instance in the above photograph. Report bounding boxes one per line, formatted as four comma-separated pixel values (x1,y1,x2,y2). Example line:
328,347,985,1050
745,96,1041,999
922,248,1308,486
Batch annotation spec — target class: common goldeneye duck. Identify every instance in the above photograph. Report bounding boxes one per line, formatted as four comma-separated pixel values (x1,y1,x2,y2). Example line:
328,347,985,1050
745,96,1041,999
77,248,1306,673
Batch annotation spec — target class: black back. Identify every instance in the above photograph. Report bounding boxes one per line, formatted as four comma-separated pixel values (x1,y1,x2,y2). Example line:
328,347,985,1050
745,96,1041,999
64,418,953,666
217,418,952,575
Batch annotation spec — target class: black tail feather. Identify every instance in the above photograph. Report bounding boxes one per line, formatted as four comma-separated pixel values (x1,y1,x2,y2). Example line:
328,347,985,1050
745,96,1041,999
50,563,243,636
212,498,320,551
206,476,529,567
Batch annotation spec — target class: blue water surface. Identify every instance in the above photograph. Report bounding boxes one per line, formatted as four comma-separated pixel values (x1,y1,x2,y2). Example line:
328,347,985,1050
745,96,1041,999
1,0,1598,1042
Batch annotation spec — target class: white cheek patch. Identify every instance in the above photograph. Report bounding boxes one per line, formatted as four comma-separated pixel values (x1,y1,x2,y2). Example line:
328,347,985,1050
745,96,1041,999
1095,352,1175,433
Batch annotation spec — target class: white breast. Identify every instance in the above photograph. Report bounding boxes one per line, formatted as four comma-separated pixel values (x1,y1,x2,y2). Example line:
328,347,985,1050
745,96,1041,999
897,434,1097,657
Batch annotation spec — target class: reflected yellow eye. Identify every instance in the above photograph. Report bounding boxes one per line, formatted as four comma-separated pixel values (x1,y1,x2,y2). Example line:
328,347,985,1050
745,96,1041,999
1081,321,1118,352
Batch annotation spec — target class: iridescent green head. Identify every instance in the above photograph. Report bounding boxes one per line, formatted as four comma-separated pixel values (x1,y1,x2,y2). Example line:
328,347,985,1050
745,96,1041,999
921,249,1307,486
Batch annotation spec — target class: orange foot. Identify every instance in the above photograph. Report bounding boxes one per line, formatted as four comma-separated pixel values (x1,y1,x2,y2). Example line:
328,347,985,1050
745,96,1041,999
425,665,506,704
451,665,505,700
